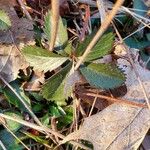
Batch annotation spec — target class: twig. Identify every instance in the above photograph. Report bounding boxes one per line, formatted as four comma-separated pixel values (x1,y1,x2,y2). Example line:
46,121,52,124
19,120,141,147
0,75,42,126
123,23,150,40
97,0,106,23
0,140,6,150
112,23,150,109
49,0,59,51
0,114,91,150
17,0,32,20
74,0,125,70
127,50,150,109
88,94,98,117
74,0,96,7
84,93,147,108
51,117,59,143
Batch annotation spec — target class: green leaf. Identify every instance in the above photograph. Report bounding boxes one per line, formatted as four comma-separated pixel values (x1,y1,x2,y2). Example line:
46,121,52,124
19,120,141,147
22,45,68,72
23,132,49,145
32,103,44,112
3,80,31,111
75,32,95,57
0,10,11,31
64,42,72,55
85,32,114,61
125,37,150,49
0,129,24,150
80,63,125,89
40,114,50,126
140,50,150,69
44,11,68,48
49,105,66,118
4,111,23,132
133,0,148,17
76,32,114,61
49,106,62,117
57,106,73,128
41,62,72,105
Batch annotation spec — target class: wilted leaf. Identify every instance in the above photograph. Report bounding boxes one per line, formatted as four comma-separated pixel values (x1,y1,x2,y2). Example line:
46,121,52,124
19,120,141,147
0,4,34,82
0,45,28,82
0,4,34,44
44,11,68,48
3,80,31,110
80,63,125,89
23,70,45,91
117,54,150,103
0,9,11,31
41,62,72,105
22,45,68,72
4,111,23,132
62,104,150,150
76,32,114,61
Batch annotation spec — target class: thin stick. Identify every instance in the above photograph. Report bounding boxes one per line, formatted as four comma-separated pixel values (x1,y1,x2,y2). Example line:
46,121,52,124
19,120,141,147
0,75,42,126
97,0,106,23
0,114,91,150
88,95,98,117
49,0,59,51
17,0,32,20
74,0,125,70
123,23,150,40
0,75,58,140
3,124,30,150
84,93,147,108
0,140,6,150
112,23,150,109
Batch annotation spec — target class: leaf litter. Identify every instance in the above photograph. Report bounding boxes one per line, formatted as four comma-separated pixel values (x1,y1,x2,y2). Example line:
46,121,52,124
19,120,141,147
0,0,150,150
0,2,34,82
62,48,150,149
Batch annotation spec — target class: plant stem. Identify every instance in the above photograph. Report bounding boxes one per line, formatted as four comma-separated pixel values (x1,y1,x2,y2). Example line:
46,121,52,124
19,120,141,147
17,0,32,20
49,0,59,51
74,0,125,70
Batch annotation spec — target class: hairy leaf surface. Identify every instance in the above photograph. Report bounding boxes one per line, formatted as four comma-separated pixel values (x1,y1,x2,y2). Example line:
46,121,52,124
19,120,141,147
80,63,125,89
22,45,68,72
0,9,11,30
41,62,72,105
44,11,68,48
76,32,114,61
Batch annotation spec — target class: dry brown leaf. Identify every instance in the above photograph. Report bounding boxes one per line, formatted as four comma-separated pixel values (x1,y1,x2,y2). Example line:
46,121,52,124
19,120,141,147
61,104,150,150
117,56,150,103
0,45,28,82
23,70,45,91
0,3,34,82
62,50,150,150
0,5,34,44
